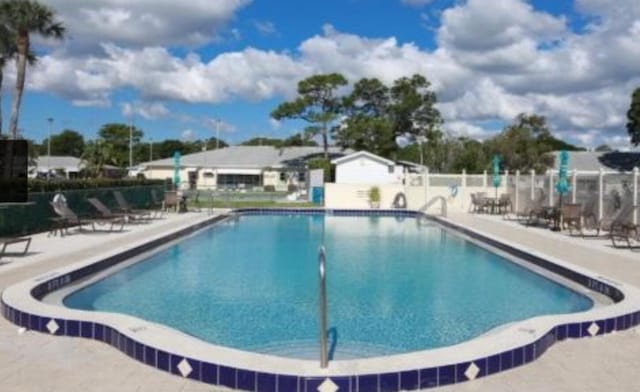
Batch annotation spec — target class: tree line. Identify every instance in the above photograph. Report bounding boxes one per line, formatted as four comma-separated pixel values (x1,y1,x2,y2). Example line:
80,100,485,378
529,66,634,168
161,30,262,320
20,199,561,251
272,73,640,173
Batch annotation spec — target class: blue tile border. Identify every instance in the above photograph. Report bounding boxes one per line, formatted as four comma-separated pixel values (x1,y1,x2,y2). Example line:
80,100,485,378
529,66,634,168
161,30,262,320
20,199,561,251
2,209,639,391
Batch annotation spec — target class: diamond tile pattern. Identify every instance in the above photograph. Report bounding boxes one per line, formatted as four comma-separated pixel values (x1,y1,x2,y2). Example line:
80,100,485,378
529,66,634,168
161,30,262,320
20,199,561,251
465,362,480,380
46,319,59,334
318,378,339,392
588,322,600,337
177,358,193,378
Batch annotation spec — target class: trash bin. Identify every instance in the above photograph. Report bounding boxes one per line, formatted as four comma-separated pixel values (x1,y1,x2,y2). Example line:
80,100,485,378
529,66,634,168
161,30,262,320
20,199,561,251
312,187,324,205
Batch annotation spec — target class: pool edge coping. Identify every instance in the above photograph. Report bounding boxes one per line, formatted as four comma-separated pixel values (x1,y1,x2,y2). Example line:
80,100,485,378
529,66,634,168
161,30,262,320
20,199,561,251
3,208,640,391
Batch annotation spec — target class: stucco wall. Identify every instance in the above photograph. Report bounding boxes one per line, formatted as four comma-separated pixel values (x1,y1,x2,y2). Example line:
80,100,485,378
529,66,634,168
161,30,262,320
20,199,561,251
325,174,509,213
335,157,403,185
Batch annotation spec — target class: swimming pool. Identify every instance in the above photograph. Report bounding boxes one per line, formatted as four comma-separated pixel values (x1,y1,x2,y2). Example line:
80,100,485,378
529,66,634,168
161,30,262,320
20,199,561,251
64,214,592,359
4,209,640,391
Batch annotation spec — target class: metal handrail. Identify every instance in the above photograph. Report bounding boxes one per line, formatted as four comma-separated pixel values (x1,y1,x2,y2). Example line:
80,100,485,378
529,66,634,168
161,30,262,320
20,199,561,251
318,246,328,368
419,196,447,217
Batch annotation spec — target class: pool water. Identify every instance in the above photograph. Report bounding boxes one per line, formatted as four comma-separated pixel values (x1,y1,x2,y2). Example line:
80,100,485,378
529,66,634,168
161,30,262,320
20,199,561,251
64,214,592,359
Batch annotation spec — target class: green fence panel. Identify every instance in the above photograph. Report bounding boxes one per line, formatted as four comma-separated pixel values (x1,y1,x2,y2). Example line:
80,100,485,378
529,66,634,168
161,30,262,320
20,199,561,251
0,185,164,237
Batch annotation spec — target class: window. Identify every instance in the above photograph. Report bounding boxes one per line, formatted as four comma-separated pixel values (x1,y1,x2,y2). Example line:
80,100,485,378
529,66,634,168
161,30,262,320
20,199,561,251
298,171,306,182
279,172,287,182
203,172,214,178
388,165,395,173
217,174,261,188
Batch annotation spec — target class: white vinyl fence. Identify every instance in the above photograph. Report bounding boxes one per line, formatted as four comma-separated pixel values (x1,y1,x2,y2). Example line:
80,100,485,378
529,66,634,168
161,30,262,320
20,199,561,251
325,168,640,221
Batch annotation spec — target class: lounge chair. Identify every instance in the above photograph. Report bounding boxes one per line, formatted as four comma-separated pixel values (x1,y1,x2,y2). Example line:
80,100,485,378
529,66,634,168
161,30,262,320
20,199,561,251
586,192,635,238
50,202,123,235
113,191,154,220
87,198,129,225
0,236,32,260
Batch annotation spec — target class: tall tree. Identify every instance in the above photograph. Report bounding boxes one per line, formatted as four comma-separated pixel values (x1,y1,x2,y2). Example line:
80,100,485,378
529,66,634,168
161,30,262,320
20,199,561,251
271,73,348,159
485,114,556,172
336,78,396,157
40,129,85,157
98,123,143,167
0,24,12,136
82,139,117,178
389,74,442,164
627,87,640,146
2,0,65,139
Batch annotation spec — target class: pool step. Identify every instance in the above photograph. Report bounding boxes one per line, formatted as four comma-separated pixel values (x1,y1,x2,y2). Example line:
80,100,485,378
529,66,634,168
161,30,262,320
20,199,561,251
247,339,396,360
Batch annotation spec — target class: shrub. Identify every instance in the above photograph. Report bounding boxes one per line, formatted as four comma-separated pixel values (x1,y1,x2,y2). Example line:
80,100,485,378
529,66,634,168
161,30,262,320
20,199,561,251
28,178,167,193
368,186,381,202
264,185,276,192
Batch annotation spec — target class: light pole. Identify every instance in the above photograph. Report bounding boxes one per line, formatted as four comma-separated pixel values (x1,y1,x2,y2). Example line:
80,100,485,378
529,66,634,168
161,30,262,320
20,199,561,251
215,118,221,149
47,117,53,180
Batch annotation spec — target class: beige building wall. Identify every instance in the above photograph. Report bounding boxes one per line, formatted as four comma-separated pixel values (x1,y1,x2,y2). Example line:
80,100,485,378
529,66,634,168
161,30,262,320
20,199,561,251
325,176,509,213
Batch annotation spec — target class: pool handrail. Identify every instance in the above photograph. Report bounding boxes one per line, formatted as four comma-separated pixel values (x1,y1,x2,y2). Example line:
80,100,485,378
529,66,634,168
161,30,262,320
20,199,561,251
318,245,328,368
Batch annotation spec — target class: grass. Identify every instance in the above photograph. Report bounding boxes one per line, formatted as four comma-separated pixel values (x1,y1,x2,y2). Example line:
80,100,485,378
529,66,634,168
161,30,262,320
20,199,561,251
189,200,317,209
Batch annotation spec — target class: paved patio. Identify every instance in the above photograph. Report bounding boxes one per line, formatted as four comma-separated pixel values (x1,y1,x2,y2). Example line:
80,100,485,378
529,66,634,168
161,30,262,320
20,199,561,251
0,210,639,391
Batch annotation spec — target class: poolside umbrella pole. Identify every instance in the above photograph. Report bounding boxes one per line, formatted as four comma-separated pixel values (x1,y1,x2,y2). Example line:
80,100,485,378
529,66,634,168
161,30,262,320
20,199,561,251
552,150,570,232
173,151,181,191
492,155,501,200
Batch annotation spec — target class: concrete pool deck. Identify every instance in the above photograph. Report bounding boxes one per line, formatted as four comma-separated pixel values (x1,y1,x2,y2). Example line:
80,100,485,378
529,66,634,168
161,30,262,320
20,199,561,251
0,210,639,391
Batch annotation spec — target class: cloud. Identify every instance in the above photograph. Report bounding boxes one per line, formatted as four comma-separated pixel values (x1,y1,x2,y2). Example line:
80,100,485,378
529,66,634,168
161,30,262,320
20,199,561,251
181,129,195,141
121,102,170,120
46,0,251,52
12,0,640,147
254,20,277,36
202,118,236,133
269,118,281,130
400,0,433,7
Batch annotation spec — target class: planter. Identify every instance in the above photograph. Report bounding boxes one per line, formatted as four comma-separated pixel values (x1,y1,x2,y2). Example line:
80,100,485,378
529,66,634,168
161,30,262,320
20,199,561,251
370,201,380,209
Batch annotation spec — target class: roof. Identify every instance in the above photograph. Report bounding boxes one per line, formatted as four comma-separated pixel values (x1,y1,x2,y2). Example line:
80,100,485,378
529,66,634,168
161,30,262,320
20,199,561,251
142,146,349,169
552,151,640,172
34,156,83,170
331,151,395,166
33,156,120,171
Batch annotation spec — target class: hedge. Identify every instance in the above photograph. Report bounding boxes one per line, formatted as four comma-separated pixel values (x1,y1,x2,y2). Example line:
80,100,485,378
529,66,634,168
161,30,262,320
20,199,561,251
28,178,167,193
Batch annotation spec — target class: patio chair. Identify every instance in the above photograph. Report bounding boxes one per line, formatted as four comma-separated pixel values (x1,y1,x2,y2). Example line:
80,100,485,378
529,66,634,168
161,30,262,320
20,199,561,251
515,189,545,222
150,189,165,217
560,203,582,235
0,236,32,261
469,193,487,213
113,191,154,220
497,193,512,215
163,190,179,212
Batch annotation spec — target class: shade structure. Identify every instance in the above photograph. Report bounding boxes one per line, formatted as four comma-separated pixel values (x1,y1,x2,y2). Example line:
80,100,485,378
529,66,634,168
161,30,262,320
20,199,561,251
492,155,501,188
556,150,570,195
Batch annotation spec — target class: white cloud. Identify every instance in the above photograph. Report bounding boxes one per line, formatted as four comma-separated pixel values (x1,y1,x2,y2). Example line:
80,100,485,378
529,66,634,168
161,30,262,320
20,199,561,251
11,0,640,147
47,0,251,51
254,20,277,36
181,129,195,141
269,118,281,130
121,102,170,120
400,0,433,7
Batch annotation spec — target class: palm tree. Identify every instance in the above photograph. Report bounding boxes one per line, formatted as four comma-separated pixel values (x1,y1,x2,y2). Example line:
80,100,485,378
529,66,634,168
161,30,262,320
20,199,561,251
1,0,65,139
0,24,13,136
0,23,36,137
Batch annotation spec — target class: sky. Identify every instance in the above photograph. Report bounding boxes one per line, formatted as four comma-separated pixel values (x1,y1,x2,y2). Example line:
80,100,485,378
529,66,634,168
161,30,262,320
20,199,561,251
1,0,639,149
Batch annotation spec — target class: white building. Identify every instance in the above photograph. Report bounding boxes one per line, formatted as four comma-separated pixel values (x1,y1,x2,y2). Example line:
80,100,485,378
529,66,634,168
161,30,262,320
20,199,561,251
332,151,406,185
138,146,348,191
